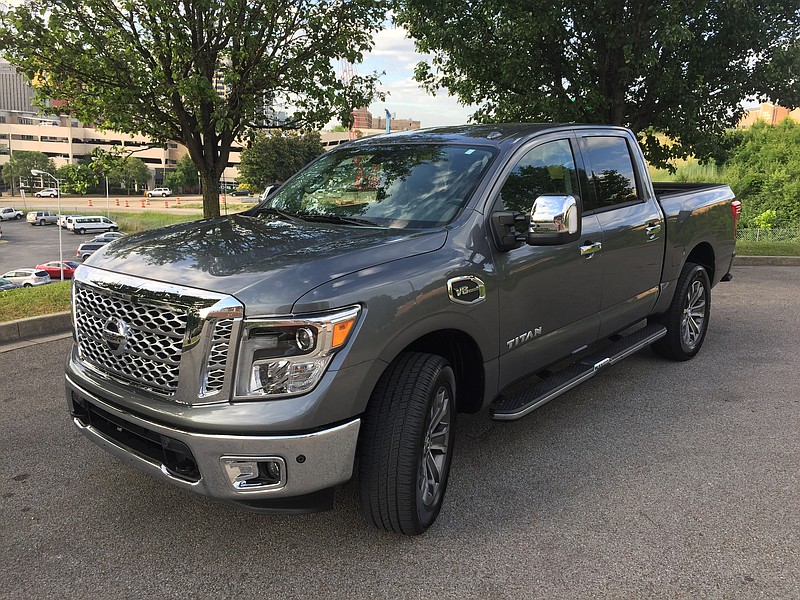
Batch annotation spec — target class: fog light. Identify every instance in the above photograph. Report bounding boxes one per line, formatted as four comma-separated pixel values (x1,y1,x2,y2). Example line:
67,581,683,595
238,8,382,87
221,457,286,491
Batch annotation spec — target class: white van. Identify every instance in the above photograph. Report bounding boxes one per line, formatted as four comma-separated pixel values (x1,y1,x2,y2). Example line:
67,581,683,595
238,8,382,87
67,215,119,235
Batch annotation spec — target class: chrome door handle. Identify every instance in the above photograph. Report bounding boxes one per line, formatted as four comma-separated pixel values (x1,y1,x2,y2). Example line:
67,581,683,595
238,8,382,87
645,222,662,240
580,241,602,257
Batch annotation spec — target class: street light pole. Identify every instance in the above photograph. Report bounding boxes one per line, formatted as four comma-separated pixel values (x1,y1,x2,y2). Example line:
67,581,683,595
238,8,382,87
31,169,64,282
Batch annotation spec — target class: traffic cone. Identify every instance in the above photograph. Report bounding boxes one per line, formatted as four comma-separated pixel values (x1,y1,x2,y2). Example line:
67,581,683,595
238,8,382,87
88,198,93,207
146,198,151,206
176,197,181,205
141,199,145,208
115,198,120,207
125,199,129,207
164,200,169,208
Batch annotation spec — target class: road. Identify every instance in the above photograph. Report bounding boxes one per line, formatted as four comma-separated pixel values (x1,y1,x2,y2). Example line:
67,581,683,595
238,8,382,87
1,266,798,599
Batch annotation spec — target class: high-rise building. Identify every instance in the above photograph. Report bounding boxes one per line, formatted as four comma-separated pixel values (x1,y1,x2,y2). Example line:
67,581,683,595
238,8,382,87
0,59,36,113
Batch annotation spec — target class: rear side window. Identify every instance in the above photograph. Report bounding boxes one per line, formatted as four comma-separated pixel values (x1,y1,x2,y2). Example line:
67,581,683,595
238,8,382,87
34,271,48,277
580,136,639,210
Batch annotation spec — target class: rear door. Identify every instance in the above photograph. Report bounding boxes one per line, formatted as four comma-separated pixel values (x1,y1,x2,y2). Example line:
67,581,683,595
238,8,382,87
576,130,665,336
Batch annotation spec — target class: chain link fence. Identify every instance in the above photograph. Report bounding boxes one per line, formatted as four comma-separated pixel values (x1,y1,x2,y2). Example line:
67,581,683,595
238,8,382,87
737,228,800,242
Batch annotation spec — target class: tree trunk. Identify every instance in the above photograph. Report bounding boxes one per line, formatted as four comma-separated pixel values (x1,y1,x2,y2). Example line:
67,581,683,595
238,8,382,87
199,170,221,218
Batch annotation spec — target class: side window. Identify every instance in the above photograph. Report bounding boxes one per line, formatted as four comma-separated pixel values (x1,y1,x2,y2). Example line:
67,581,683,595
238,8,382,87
580,136,639,209
497,139,579,213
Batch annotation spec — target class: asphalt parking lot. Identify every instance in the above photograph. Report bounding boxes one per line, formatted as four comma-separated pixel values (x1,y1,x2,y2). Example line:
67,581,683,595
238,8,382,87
0,216,85,275
0,265,798,599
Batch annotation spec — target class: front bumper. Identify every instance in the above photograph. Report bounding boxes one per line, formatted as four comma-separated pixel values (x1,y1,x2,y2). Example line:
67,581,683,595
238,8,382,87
66,374,360,513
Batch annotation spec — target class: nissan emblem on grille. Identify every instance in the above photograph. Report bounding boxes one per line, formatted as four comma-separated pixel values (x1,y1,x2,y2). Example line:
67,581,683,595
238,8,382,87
102,317,131,356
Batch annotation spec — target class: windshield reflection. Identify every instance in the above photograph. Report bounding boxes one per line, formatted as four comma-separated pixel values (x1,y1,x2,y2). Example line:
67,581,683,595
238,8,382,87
260,144,496,229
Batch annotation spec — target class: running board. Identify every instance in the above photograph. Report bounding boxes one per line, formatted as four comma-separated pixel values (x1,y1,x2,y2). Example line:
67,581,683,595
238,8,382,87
490,324,667,421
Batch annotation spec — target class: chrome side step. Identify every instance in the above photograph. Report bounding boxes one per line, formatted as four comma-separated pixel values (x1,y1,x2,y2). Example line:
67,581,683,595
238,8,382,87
490,324,667,421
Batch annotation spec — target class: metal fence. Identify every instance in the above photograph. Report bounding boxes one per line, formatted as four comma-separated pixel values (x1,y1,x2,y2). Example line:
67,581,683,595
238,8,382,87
737,228,800,242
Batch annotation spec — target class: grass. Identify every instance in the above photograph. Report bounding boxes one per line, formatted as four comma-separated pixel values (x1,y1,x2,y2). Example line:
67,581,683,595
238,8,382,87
55,209,200,233
736,240,800,256
0,281,71,323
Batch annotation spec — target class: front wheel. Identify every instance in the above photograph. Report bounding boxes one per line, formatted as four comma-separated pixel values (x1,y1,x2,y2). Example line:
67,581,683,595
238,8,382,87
358,352,456,535
651,262,711,361
39,219,45,226
78,228,86,235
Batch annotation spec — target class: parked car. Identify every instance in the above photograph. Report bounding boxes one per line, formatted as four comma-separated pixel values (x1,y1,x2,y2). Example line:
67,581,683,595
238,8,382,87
147,187,172,197
26,210,59,226
90,231,126,244
34,188,58,198
1,268,50,287
76,241,108,261
59,214,81,229
0,206,23,220
35,260,81,279
0,277,21,292
66,215,118,235
229,188,252,197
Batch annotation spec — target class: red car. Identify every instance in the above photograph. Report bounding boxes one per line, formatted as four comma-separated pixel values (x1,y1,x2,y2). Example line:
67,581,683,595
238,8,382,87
35,260,80,279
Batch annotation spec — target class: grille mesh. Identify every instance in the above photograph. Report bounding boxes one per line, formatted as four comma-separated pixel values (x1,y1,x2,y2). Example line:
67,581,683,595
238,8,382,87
203,320,233,395
74,283,187,394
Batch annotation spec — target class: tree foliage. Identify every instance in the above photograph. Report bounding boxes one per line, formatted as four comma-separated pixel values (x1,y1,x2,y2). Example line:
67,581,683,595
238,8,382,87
722,119,800,227
56,163,98,195
108,156,151,194
164,155,200,193
0,0,386,217
238,131,324,190
1,151,56,195
394,0,800,167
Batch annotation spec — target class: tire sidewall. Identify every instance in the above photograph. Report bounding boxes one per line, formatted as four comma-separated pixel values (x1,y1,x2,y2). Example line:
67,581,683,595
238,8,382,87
413,364,457,531
678,265,711,356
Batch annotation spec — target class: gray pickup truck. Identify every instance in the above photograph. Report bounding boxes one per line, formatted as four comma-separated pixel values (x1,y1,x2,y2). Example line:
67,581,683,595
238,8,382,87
66,124,739,535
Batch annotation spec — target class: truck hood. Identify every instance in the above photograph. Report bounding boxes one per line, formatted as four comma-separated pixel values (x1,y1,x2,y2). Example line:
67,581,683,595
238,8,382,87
87,213,447,315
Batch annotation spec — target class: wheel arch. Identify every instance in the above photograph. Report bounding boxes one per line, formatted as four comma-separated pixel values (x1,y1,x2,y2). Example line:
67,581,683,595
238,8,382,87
379,328,486,414
685,242,715,284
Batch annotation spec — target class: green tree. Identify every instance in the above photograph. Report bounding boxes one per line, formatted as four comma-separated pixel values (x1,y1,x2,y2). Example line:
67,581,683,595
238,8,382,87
56,163,98,195
2,151,55,195
394,0,800,167
164,155,200,194
722,119,800,227
0,0,386,218
108,157,150,195
239,131,324,190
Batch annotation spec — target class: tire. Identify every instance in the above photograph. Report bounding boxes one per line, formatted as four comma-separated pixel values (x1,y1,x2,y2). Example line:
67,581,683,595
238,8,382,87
78,228,86,235
39,219,45,226
110,226,117,232
15,214,21,220
147,192,153,198
358,352,456,535
23,283,31,287
651,262,711,361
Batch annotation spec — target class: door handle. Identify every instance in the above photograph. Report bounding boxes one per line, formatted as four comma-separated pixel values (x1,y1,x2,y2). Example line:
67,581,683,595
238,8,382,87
579,241,602,257
645,222,662,240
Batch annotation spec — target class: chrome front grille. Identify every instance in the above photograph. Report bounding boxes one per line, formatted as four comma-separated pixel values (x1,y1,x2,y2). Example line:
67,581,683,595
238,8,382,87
74,283,187,394
72,267,243,401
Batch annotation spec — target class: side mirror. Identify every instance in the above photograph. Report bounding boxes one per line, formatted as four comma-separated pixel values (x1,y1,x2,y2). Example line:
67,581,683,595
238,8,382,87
527,194,580,246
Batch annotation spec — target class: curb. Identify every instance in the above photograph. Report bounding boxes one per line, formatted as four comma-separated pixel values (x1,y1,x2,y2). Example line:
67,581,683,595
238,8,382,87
733,255,800,266
0,311,72,345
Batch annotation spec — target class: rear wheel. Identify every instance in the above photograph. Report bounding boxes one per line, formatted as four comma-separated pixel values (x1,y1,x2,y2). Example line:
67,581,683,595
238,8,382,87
358,352,456,535
78,228,86,235
651,262,711,361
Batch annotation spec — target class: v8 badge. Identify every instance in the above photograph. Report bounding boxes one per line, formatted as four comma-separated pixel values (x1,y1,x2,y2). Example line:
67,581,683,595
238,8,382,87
447,276,486,305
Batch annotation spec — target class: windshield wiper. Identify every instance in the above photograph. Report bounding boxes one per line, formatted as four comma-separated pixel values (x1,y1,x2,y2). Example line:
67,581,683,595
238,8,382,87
254,207,302,222
295,212,379,227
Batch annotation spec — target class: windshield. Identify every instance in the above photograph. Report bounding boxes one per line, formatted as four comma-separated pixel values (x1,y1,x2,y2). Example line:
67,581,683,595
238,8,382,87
261,143,496,228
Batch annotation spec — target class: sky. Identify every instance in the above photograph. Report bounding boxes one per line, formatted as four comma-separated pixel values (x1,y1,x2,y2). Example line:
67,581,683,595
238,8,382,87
356,23,476,128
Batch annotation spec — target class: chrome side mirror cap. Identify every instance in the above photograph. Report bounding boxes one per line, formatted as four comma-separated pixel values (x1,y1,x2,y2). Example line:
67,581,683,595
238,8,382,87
527,194,581,246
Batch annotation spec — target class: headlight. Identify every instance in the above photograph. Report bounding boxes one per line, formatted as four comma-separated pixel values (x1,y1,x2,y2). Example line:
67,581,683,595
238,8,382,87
235,305,360,399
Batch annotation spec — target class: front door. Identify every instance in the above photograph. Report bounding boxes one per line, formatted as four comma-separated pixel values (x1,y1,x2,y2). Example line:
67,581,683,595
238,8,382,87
491,135,603,389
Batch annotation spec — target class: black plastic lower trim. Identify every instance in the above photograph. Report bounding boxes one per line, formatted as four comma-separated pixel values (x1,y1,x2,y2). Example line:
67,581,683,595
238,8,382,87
220,487,336,515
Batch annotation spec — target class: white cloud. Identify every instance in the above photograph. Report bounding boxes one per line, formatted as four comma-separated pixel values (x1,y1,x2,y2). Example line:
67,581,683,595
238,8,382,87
355,24,477,128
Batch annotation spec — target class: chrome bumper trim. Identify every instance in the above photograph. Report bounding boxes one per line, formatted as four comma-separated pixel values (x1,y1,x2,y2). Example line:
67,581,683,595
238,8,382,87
66,374,360,500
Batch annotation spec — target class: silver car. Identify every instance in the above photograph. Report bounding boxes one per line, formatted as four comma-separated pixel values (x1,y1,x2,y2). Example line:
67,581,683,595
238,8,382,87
1,268,51,287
